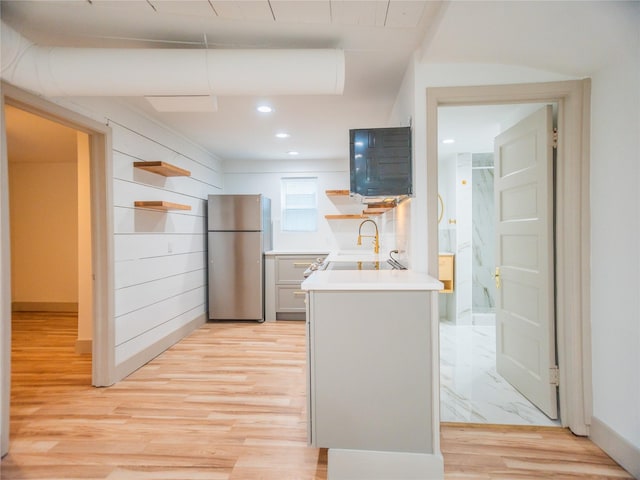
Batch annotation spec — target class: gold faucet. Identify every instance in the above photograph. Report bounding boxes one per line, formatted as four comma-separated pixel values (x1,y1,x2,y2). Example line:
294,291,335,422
357,219,380,254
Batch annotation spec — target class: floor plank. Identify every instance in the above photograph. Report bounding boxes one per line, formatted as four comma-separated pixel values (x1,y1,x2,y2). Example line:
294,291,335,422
2,313,633,479
440,423,633,479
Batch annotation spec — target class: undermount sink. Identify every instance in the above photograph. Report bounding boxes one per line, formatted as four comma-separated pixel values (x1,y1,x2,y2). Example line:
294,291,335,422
332,251,378,258
325,260,395,271
326,251,380,263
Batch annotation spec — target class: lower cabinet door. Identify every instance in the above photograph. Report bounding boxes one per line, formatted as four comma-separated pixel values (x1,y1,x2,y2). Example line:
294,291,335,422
276,256,318,284
276,285,307,312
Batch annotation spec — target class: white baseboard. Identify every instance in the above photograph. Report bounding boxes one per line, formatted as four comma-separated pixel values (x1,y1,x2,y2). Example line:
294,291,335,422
590,416,640,479
328,449,444,480
114,313,206,382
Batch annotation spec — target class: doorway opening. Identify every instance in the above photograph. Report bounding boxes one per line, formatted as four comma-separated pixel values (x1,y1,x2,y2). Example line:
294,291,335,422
6,103,94,398
1,84,114,457
427,80,591,436
7,105,92,337
437,103,560,426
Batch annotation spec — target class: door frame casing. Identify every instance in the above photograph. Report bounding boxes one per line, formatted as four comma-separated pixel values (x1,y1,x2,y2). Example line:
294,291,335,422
0,82,115,455
426,80,591,435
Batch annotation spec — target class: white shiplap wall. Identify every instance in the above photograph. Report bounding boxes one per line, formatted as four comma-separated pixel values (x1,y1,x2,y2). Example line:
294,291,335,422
109,118,222,371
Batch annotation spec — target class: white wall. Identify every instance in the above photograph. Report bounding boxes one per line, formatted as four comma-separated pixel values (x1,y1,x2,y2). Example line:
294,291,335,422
589,34,640,474
109,116,222,370
398,57,640,476
61,98,224,377
390,57,422,271
223,158,397,254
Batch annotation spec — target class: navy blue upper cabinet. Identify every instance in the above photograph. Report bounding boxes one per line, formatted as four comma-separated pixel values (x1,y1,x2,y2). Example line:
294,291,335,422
349,127,412,197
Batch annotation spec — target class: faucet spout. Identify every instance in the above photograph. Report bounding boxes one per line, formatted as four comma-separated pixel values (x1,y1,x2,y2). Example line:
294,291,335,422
357,219,380,254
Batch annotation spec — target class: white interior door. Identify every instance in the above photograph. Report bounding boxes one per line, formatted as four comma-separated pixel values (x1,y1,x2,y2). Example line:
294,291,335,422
494,105,558,419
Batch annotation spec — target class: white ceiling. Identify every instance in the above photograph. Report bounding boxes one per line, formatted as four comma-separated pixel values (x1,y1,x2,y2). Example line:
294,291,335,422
1,1,637,164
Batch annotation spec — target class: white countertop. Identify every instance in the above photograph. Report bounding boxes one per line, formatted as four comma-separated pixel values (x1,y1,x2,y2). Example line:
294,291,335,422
301,269,442,291
324,251,381,263
264,250,329,256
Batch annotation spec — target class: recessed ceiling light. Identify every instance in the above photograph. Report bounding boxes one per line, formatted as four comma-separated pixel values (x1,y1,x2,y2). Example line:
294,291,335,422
257,105,273,113
275,132,290,138
442,138,455,144
287,151,299,156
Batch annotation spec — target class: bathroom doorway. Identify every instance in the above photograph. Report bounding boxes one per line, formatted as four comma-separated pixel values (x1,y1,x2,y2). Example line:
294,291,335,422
437,103,560,426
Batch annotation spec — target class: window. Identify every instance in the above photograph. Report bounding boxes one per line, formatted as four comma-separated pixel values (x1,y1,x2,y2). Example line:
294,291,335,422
281,177,318,232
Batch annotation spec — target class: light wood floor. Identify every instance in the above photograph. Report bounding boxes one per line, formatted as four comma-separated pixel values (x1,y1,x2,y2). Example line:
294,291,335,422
2,313,633,479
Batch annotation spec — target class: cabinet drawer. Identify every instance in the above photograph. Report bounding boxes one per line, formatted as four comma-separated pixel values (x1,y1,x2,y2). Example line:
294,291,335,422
276,255,318,284
276,286,307,312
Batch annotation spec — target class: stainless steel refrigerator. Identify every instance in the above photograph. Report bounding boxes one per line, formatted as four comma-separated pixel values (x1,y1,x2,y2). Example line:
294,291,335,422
207,194,272,321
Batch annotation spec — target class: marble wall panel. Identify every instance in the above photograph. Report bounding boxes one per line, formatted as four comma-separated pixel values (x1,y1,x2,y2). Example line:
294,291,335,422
456,153,472,324
472,154,496,313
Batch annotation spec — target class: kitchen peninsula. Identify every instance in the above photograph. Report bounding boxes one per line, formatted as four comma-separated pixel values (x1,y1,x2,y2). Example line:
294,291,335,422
301,260,444,479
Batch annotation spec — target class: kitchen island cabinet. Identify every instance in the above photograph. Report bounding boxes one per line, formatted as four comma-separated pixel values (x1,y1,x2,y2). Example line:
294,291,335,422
302,269,444,479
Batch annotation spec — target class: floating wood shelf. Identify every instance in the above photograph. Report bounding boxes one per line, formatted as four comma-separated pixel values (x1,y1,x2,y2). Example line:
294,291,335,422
133,161,191,177
325,189,401,219
324,214,370,220
366,200,397,208
134,201,191,211
363,207,393,215
325,189,350,196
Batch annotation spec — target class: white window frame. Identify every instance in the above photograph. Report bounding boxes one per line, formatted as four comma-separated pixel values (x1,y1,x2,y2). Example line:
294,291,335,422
280,177,318,232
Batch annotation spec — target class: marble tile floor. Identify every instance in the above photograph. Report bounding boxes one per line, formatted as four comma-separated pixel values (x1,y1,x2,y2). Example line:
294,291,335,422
440,320,561,427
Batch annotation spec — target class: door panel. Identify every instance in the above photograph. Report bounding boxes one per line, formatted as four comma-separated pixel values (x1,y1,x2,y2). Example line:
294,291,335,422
494,105,557,419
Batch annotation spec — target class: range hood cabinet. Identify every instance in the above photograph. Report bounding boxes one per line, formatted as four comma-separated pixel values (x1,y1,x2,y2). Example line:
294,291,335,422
349,127,412,197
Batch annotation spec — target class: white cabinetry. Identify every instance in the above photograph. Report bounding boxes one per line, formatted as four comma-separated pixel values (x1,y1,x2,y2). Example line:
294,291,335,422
306,289,434,453
302,268,444,479
265,254,324,321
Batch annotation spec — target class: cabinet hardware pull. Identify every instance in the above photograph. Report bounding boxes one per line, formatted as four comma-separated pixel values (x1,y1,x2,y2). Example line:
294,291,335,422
293,291,306,296
494,267,501,289
293,262,312,267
